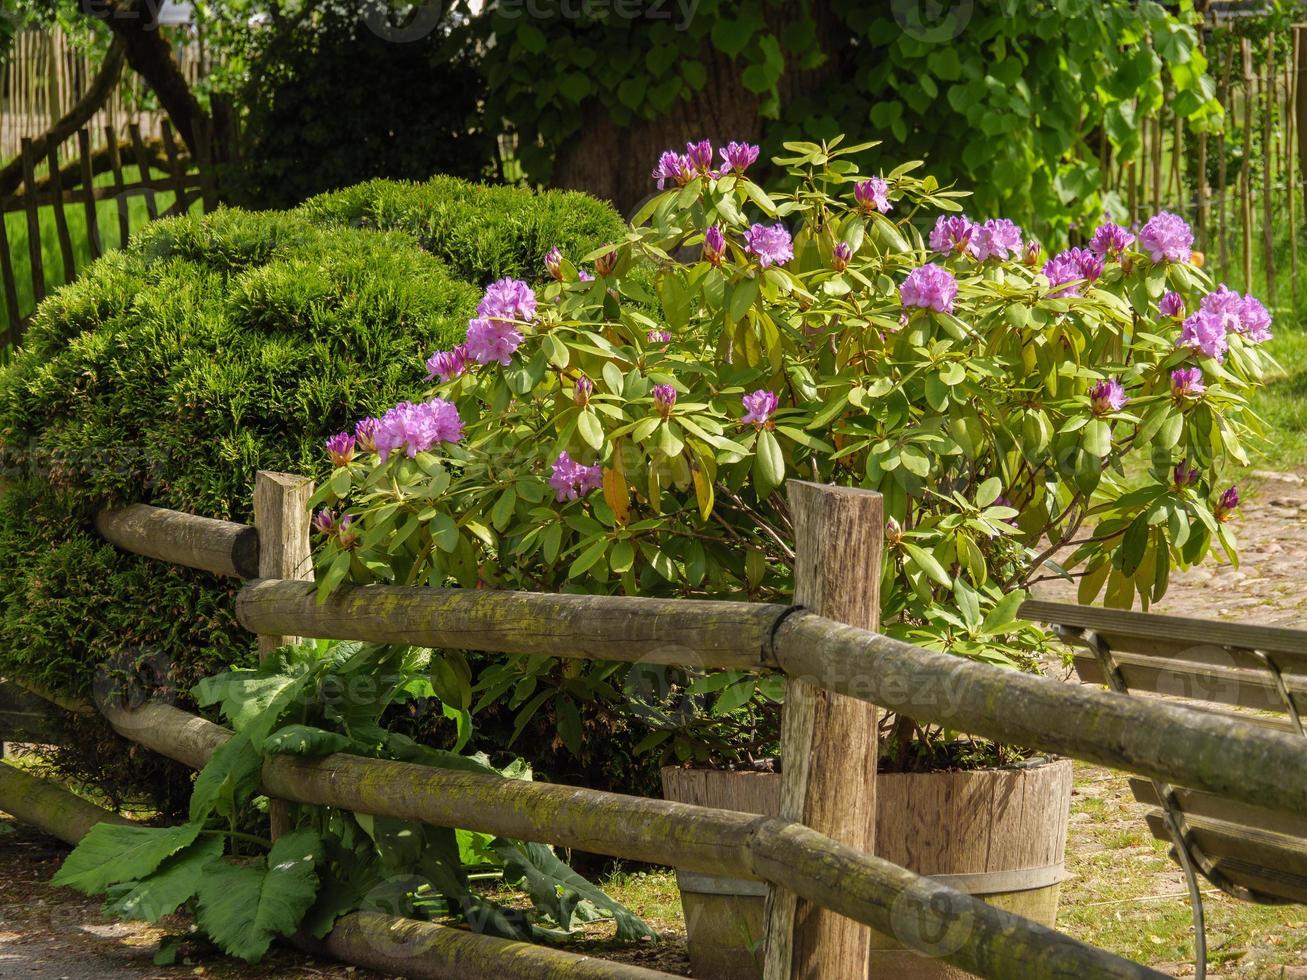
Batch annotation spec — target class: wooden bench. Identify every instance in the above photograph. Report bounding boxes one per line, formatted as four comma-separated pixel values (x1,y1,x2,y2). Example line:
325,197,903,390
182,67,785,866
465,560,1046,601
1020,599,1307,978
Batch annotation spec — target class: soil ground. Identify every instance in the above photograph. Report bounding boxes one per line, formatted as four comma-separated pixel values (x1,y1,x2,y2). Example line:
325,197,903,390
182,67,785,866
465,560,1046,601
4,473,1307,979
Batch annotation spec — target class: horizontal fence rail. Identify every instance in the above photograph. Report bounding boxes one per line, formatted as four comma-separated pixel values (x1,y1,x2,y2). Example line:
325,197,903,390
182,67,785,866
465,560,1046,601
82,696,1159,980
5,484,1294,979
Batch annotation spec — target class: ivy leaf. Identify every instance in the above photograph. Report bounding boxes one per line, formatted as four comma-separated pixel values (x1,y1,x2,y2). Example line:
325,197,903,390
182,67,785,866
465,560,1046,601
196,829,322,963
190,732,263,823
103,835,225,923
54,823,203,896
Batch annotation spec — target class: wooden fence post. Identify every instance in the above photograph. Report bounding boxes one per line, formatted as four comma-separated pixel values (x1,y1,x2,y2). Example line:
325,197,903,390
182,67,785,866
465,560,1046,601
764,481,883,980
253,470,315,839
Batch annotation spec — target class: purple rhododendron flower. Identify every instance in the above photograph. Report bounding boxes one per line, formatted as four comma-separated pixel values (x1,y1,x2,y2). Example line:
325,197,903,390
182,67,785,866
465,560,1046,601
647,328,671,343
1215,485,1239,522
1159,291,1185,318
374,399,464,461
900,263,958,313
719,141,760,174
929,215,977,257
652,150,694,189
743,222,793,268
313,508,340,536
1204,286,1273,343
652,383,677,417
325,432,356,468
831,241,852,271
549,451,602,502
1024,240,1042,267
354,417,379,454
574,374,594,406
741,389,779,427
478,277,537,323
578,270,595,282
1089,378,1127,415
465,317,523,366
1043,247,1101,298
685,139,714,173
854,177,892,213
1171,367,1205,399
1138,211,1194,262
1088,222,1134,258
544,246,564,281
703,225,725,265
1238,294,1273,343
426,344,469,383
1178,310,1230,361
973,219,1023,261
1173,460,1200,488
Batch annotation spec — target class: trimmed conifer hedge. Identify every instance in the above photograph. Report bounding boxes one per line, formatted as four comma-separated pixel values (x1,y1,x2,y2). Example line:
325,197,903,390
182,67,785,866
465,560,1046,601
0,178,625,811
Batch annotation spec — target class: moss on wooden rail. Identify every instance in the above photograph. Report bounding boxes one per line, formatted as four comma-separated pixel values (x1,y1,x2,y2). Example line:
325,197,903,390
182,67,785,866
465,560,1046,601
237,578,784,669
0,760,679,980
95,698,1162,980
770,615,1307,818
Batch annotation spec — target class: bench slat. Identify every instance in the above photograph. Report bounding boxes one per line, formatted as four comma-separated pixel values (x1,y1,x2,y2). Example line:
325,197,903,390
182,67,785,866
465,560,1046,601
1142,811,1307,904
1071,651,1306,715
1021,599,1307,661
1128,778,1307,841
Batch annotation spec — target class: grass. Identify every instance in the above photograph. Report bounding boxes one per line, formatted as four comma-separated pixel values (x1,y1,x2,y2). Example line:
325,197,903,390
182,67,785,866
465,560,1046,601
1,164,202,336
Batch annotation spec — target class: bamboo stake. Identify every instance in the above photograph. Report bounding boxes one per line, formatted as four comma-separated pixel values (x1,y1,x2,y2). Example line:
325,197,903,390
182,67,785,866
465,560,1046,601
78,128,102,261
1242,38,1255,290
19,138,45,304
1264,33,1278,305
1219,41,1235,280
129,122,158,221
45,140,75,284
764,483,882,980
1291,27,1302,304
105,126,130,249
0,207,21,342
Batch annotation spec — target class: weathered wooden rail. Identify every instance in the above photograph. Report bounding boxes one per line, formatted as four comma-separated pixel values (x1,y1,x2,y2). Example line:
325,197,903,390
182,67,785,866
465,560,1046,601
5,472,1307,979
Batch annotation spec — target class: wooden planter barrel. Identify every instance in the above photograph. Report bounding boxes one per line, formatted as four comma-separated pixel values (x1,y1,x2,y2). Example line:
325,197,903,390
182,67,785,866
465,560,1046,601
661,758,1073,980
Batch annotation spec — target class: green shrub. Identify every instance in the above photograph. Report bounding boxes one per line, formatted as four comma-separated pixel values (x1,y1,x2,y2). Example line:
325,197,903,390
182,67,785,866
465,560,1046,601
298,176,628,285
0,179,625,810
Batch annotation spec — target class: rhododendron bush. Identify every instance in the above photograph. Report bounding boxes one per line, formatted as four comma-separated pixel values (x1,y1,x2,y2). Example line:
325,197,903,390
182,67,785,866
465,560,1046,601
313,137,1271,766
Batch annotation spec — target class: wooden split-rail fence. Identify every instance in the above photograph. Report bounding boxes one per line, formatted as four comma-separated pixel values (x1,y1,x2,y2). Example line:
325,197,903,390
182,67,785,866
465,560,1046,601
5,474,1307,980
0,119,215,347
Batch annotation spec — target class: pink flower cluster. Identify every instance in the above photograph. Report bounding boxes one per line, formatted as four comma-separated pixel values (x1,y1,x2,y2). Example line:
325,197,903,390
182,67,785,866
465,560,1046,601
1043,247,1103,298
651,139,760,188
1088,378,1127,415
741,389,779,427
549,452,603,502
1138,211,1194,263
854,177,892,213
1178,285,1273,360
374,399,463,461
900,263,957,313
928,215,1024,261
743,222,793,268
1087,222,1134,259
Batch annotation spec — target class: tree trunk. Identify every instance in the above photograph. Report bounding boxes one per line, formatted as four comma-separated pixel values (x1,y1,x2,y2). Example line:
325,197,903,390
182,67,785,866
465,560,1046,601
553,9,841,216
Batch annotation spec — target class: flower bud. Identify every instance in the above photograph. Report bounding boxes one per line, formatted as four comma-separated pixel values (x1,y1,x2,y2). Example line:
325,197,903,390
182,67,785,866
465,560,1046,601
832,241,852,272
1215,485,1239,522
574,374,594,407
595,250,618,278
545,246,564,282
703,225,725,267
652,383,677,418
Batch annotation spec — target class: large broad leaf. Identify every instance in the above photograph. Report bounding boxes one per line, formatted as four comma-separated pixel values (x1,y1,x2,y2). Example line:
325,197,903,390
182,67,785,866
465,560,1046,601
189,732,263,823
54,823,203,896
493,839,658,942
196,829,322,963
262,725,355,757
102,835,225,922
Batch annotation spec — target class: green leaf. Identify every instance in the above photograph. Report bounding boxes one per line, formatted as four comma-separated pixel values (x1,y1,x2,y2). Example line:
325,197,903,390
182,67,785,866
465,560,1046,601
196,829,322,963
54,823,203,896
753,428,785,496
103,835,225,923
975,477,1002,508
262,725,355,757
577,409,604,450
190,732,263,823
903,542,951,588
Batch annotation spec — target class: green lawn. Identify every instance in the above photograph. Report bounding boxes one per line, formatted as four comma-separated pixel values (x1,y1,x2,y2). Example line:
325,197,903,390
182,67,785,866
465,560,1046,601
2,164,203,337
